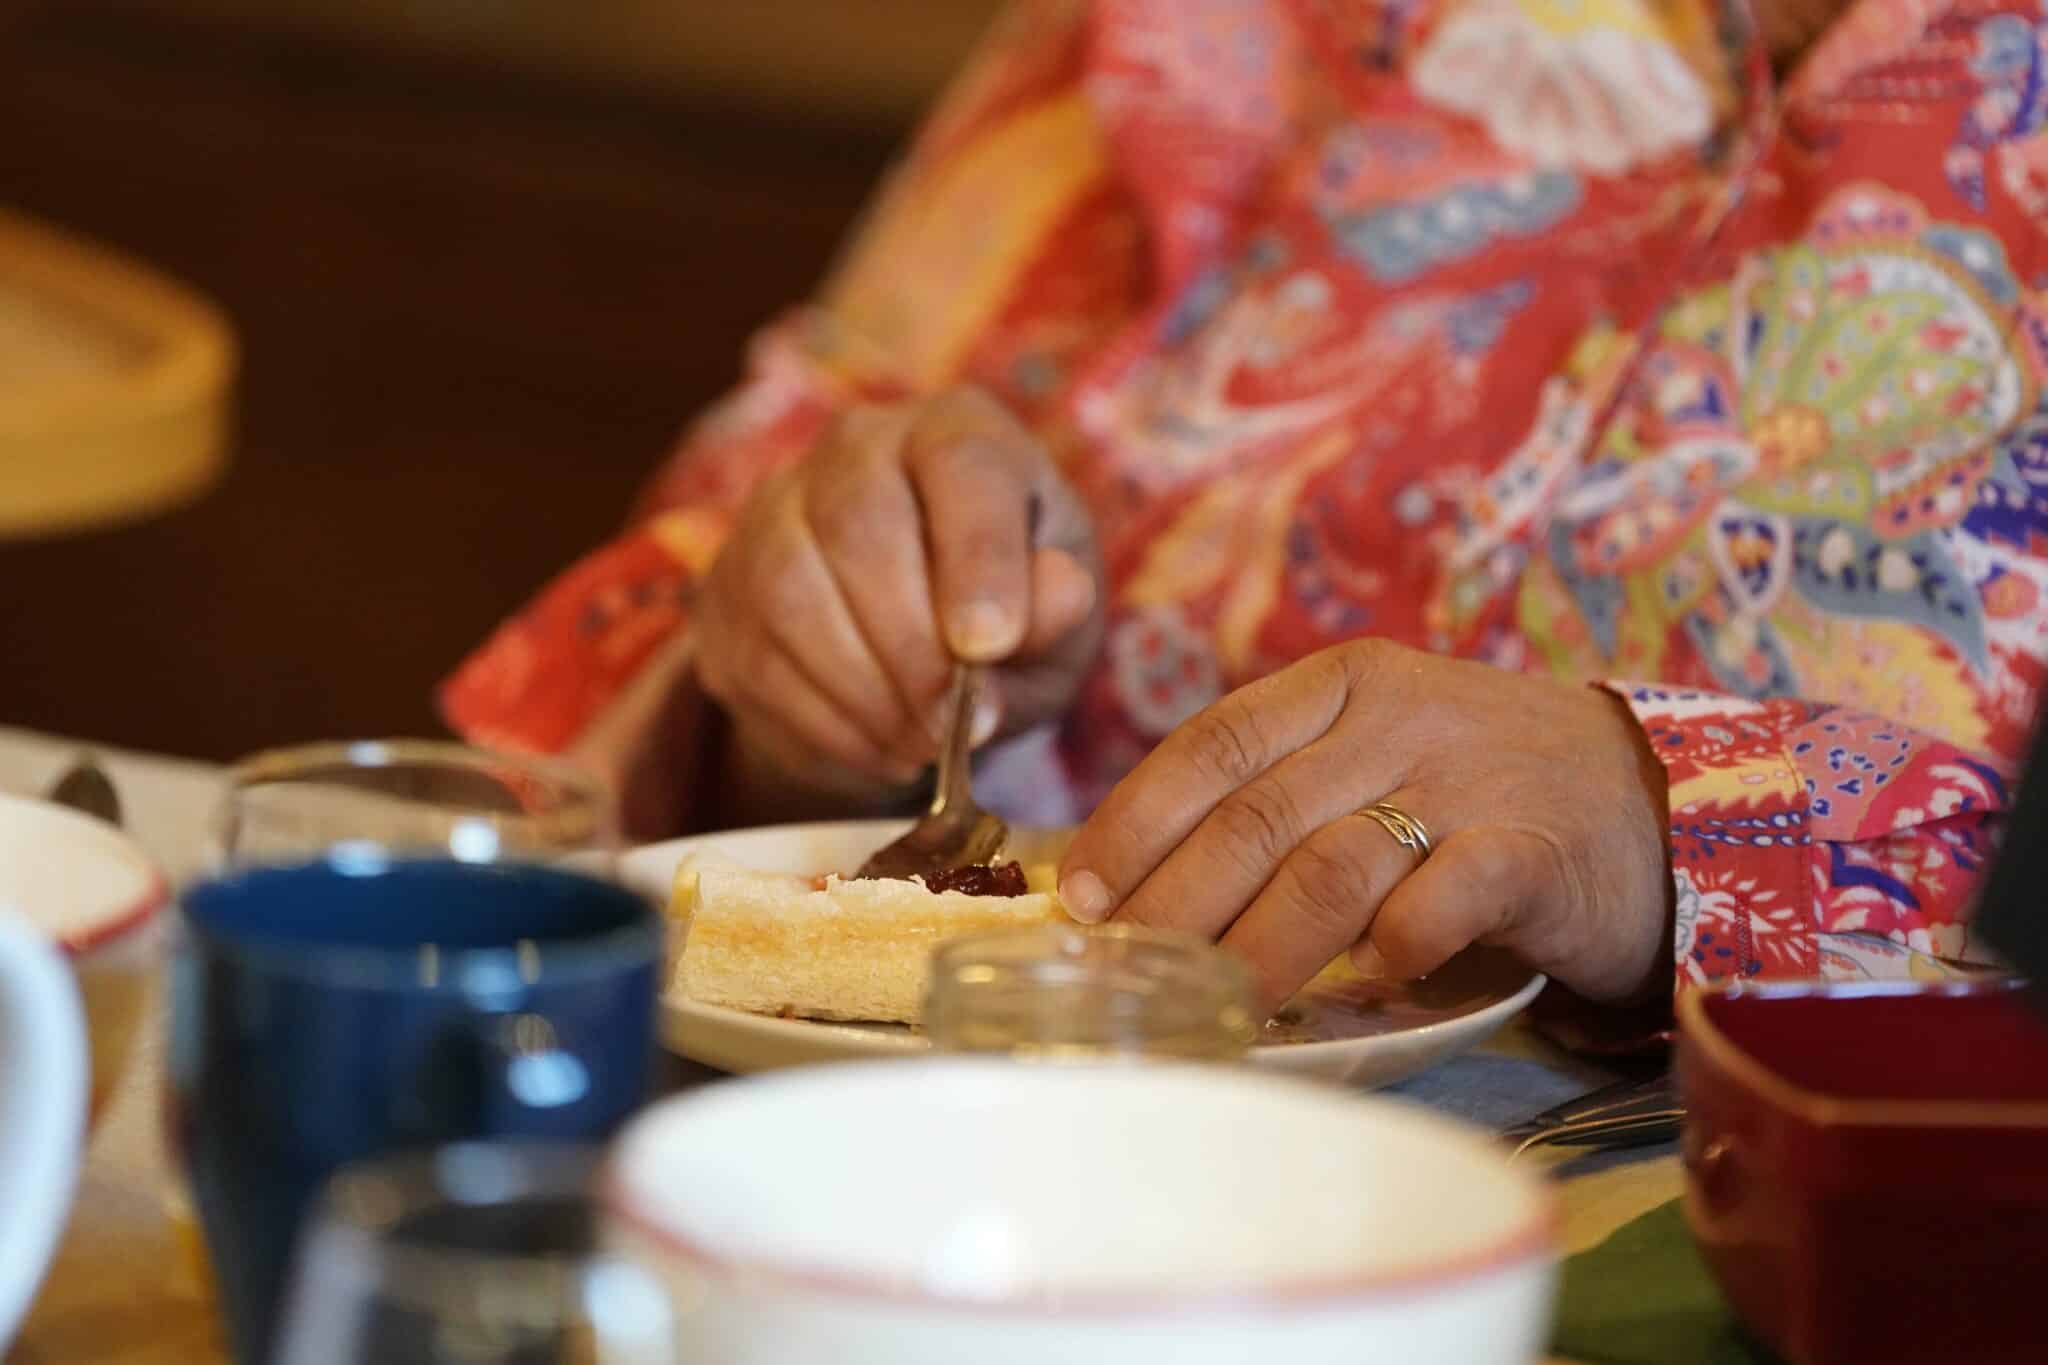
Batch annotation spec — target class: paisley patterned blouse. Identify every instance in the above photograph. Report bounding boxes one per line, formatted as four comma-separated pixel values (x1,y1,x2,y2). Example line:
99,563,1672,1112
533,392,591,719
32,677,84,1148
444,0,2048,991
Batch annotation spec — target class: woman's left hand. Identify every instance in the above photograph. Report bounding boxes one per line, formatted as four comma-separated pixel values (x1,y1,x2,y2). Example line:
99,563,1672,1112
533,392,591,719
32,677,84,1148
1057,640,1674,1013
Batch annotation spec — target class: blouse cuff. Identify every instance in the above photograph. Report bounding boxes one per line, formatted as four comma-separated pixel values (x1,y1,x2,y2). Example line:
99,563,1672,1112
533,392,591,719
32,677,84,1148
1599,681,1819,991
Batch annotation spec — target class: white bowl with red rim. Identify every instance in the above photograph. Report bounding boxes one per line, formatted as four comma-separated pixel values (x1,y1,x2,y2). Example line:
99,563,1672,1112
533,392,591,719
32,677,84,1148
605,1059,1557,1363
0,790,169,1122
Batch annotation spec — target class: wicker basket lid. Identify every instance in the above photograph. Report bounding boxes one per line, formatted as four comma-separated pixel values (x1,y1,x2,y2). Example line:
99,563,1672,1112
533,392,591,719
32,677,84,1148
0,209,235,538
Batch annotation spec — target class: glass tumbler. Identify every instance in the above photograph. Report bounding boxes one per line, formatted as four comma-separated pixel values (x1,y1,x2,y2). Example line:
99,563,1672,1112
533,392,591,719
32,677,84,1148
274,1142,682,1365
213,739,617,872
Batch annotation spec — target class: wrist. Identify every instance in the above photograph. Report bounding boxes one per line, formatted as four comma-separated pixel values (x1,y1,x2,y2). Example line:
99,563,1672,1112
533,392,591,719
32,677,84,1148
1595,686,1677,1007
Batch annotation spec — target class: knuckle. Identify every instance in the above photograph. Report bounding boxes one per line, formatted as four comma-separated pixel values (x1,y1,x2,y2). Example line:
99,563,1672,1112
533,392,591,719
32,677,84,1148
1072,802,1152,895
925,434,1013,485
1462,831,1535,894
1522,826,1591,939
928,383,1007,432
755,559,814,625
1090,807,1149,874
748,516,817,620
1429,832,1536,946
803,476,887,565
888,634,953,694
894,655,953,717
939,518,1026,576
1183,702,1269,788
1334,637,1398,693
914,389,1035,476
1209,779,1306,876
1368,910,1427,964
824,400,903,459
1282,829,1369,938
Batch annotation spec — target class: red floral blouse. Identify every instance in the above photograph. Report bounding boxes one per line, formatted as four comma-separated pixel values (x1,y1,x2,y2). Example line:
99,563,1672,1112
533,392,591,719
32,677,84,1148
445,0,2048,990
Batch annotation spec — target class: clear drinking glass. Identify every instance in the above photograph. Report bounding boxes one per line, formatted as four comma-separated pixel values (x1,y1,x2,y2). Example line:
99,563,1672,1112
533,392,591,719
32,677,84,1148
213,739,617,872
274,1143,682,1365
922,923,1260,1061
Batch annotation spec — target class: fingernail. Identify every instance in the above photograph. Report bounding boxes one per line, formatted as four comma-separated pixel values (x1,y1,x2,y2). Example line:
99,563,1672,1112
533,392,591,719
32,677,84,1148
1059,870,1112,923
971,698,1002,746
948,600,1018,659
1353,942,1389,979
1041,549,1097,622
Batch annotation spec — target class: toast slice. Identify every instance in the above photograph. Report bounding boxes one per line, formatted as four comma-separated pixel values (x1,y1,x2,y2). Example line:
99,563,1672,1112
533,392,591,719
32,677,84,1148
668,853,1071,1024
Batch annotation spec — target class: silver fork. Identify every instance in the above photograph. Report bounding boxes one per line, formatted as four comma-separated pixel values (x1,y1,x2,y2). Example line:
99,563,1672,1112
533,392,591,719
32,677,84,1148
1502,1072,1683,1160
856,664,1009,881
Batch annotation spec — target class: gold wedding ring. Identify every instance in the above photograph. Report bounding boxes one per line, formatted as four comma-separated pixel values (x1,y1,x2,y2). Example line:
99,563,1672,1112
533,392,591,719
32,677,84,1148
1360,801,1433,861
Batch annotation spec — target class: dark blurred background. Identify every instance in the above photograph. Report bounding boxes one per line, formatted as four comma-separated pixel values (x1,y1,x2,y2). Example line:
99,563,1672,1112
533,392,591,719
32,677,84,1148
0,0,998,758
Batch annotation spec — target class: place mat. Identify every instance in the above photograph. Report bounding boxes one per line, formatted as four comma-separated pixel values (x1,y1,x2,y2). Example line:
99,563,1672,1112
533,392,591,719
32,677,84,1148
1551,1199,1779,1365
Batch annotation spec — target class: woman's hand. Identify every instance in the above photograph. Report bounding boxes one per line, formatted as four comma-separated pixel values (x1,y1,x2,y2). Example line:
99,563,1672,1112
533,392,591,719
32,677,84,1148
1057,640,1673,1012
694,386,1103,809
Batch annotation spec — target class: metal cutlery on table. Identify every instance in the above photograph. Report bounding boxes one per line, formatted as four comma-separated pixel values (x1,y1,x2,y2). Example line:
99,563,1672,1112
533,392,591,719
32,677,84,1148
1502,1071,1683,1160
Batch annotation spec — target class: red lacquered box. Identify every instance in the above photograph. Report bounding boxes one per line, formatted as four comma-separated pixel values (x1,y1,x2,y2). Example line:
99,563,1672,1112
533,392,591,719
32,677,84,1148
1676,978,2048,1365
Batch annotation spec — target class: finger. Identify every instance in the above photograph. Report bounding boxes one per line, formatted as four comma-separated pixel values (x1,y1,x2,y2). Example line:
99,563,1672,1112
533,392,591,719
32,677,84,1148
701,625,916,784
720,696,905,803
1110,731,1373,941
1059,650,1360,923
1351,829,1539,981
803,415,955,742
746,498,926,760
1218,806,1425,1014
985,549,1104,743
1018,547,1097,658
902,389,1043,661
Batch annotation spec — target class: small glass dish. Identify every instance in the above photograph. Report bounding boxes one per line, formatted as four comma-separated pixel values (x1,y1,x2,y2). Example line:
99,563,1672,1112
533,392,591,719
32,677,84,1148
922,923,1260,1061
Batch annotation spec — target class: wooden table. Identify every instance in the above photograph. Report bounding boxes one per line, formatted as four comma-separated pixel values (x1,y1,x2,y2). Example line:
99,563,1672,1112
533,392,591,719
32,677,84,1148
0,726,1682,1363
1,728,222,1363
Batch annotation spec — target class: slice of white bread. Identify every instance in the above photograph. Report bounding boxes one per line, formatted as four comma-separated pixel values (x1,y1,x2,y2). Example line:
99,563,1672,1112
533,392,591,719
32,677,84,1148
669,853,1072,1024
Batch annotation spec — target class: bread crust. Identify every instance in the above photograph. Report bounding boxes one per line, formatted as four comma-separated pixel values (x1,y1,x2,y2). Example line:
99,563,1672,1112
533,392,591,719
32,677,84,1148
669,854,1069,1024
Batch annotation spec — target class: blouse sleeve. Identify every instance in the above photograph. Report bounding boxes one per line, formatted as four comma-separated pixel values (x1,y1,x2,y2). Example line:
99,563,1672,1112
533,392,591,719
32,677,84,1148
1604,683,2014,988
438,0,1121,754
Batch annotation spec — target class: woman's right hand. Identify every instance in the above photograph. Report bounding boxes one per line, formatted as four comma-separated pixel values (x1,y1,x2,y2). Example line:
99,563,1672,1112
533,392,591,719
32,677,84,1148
692,386,1104,809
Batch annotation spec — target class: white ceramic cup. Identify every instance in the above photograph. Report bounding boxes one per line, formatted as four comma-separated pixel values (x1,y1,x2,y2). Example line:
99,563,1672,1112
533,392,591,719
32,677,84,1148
605,1060,1558,1364
0,792,168,1123
0,909,89,1347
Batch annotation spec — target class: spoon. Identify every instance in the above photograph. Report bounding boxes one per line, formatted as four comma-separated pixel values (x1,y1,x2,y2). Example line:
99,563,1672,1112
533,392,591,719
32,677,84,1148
856,664,1008,881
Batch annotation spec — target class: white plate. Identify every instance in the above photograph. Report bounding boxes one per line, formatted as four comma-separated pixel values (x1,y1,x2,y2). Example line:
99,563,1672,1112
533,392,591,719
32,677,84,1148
623,821,1543,1087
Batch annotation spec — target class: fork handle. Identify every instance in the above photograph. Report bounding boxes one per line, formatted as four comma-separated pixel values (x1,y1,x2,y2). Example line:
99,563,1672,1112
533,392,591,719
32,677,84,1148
931,664,979,816
1501,1072,1682,1159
